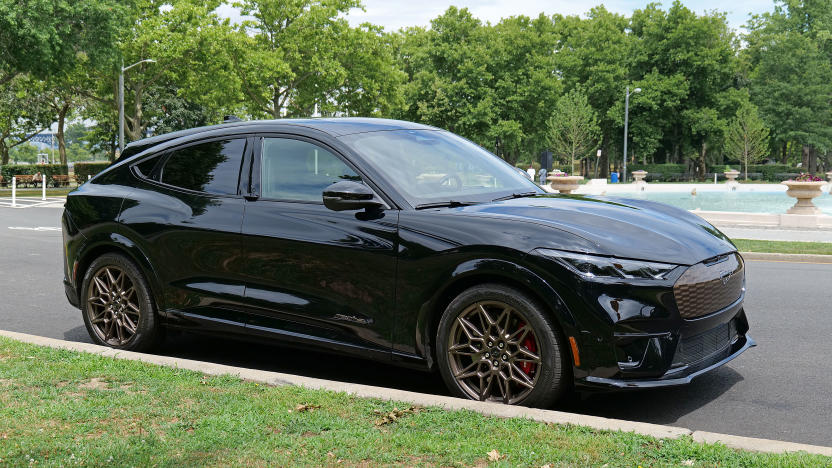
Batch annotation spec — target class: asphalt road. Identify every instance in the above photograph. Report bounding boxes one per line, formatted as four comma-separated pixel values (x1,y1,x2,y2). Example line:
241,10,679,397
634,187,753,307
1,205,830,447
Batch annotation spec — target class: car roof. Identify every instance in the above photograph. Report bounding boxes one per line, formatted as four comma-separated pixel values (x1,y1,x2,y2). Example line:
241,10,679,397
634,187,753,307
118,118,437,161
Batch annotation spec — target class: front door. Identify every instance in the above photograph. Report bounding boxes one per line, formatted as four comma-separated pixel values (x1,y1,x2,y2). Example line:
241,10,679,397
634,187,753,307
240,136,399,357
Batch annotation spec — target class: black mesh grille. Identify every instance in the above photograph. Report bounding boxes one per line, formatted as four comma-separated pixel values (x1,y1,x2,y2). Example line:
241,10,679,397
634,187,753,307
674,253,744,319
674,322,731,367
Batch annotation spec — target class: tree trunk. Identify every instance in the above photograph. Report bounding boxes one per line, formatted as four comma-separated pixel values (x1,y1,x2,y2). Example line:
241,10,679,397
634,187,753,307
802,145,810,171
0,140,8,165
808,146,817,173
698,141,707,182
57,104,69,166
599,132,610,178
781,142,788,164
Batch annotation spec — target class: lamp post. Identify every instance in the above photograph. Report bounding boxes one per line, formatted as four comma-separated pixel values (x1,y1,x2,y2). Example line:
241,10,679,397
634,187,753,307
119,59,156,154
622,86,641,183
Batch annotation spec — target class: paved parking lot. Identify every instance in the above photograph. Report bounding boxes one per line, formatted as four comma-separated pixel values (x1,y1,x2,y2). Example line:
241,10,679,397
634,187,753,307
0,196,66,209
1,203,831,446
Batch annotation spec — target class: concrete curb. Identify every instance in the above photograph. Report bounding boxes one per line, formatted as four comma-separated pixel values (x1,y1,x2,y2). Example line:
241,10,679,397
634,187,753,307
740,252,832,263
1,329,830,457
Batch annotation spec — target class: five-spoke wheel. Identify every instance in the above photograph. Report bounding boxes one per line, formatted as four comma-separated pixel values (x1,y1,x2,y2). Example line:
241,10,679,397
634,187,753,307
437,284,567,407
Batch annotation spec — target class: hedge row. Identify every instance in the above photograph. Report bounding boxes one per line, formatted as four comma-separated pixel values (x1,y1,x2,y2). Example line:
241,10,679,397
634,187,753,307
73,162,111,181
627,164,804,182
0,164,68,182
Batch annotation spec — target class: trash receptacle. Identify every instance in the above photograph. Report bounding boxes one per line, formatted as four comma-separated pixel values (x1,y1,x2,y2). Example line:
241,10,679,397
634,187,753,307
610,172,619,183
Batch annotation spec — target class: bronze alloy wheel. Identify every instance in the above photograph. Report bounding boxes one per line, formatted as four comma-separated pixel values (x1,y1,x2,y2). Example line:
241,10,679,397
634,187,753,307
447,300,542,404
86,265,141,346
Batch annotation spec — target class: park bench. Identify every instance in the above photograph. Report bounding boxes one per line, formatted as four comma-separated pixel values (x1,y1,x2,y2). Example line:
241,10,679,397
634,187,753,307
50,174,71,187
0,175,5,187
14,174,35,187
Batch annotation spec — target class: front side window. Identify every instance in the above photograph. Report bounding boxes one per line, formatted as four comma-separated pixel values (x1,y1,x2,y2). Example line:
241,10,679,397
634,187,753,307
260,138,360,202
160,139,247,195
339,130,542,206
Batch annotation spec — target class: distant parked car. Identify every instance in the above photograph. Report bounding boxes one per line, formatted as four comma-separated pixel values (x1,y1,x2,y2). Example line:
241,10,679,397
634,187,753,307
61,118,753,407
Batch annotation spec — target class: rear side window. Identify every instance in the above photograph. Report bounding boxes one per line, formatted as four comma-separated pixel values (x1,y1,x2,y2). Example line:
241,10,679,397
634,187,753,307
135,155,161,179
160,139,247,195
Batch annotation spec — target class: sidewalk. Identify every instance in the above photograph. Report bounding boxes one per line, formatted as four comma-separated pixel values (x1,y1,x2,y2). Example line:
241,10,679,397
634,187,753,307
718,226,832,243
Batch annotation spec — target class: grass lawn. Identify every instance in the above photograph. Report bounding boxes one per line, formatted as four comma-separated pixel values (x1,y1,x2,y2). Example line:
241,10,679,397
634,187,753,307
0,338,829,467
0,187,74,197
734,238,832,256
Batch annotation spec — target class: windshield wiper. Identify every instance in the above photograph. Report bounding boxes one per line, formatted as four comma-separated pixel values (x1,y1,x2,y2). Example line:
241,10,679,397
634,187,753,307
415,200,479,210
491,191,539,202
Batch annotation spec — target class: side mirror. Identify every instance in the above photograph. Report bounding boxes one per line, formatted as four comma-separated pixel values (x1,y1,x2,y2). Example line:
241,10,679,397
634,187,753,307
323,181,383,211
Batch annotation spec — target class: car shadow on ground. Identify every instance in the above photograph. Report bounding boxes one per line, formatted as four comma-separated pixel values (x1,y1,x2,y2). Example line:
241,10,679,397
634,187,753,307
557,367,744,425
155,332,449,396
137,331,741,424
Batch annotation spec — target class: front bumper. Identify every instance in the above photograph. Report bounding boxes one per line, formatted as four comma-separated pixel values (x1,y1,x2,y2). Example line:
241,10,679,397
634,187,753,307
584,334,755,388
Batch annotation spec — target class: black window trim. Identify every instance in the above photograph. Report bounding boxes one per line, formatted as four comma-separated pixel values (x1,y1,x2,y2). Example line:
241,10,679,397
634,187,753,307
251,133,392,209
130,135,255,199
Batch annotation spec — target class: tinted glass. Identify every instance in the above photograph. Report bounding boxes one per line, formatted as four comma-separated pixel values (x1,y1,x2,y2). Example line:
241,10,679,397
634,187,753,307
261,138,360,202
340,130,541,206
160,139,246,195
135,155,161,179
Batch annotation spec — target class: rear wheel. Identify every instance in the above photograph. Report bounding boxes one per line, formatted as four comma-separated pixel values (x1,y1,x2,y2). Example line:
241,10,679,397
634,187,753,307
81,253,161,352
436,284,568,407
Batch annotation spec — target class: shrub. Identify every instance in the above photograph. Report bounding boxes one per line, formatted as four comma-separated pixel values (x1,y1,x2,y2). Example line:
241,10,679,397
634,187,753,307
73,162,111,181
0,163,68,182
628,163,803,182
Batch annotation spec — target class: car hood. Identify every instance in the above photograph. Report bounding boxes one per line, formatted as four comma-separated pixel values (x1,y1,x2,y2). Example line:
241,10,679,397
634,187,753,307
447,194,735,265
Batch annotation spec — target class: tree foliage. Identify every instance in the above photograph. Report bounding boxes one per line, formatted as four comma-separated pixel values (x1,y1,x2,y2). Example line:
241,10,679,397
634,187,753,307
1,0,830,176
546,89,600,174
725,102,771,180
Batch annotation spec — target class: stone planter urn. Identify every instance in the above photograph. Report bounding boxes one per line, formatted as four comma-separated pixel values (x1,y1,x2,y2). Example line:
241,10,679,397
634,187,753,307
782,180,827,215
724,169,740,191
827,171,832,193
547,175,584,194
631,170,648,188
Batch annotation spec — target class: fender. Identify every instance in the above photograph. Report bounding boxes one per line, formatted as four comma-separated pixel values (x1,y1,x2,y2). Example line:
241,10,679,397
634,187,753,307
72,228,166,316
411,256,580,370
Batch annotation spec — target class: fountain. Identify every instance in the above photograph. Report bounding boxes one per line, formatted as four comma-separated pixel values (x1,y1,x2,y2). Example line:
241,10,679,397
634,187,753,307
782,175,827,215
631,170,648,190
724,168,740,191
547,171,584,194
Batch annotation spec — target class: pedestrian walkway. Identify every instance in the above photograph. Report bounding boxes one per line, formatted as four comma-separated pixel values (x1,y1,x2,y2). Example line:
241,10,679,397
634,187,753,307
718,226,832,243
0,196,65,209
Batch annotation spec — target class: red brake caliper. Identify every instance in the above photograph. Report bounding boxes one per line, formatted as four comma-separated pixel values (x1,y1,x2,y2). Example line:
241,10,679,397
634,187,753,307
517,322,537,375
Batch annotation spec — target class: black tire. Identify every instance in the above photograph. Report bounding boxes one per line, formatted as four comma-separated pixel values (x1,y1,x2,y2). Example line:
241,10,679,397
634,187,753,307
436,283,568,408
80,253,161,352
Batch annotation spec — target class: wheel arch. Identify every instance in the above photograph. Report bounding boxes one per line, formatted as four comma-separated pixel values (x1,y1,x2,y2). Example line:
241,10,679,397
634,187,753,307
74,232,163,315
417,258,579,372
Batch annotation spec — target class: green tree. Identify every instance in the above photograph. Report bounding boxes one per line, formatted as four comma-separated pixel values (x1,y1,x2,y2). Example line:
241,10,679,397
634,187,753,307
0,0,123,84
396,9,561,163
746,1,832,172
556,7,632,176
546,89,600,174
227,0,379,118
0,76,52,165
725,102,771,180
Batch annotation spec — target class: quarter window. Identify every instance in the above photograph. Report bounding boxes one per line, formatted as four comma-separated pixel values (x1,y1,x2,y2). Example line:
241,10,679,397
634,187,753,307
160,139,247,195
260,138,360,202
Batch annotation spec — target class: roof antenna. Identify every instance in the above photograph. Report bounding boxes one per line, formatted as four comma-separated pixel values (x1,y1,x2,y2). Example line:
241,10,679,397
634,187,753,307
224,115,243,123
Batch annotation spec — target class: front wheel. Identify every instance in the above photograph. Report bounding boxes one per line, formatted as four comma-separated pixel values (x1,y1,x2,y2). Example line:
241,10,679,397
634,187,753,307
81,253,161,352
436,284,568,407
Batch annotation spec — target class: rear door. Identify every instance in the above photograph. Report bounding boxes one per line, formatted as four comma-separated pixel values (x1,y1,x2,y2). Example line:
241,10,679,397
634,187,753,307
120,136,251,332
239,135,399,358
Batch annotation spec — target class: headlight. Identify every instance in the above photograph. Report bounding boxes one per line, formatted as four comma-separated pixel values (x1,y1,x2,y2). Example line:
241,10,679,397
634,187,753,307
535,248,678,280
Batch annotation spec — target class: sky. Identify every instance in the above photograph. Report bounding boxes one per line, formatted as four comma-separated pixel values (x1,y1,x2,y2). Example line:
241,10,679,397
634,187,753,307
217,0,775,32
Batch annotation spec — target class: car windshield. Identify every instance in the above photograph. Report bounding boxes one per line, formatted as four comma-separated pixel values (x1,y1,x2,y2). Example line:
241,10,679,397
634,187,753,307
339,129,543,207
